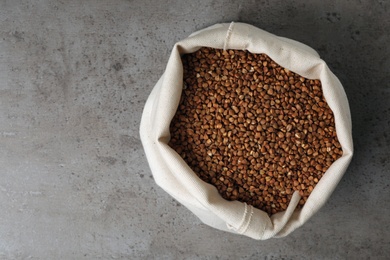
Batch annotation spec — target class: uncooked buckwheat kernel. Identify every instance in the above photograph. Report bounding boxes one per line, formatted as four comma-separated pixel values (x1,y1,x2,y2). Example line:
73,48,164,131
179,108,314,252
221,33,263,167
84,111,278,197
169,47,343,215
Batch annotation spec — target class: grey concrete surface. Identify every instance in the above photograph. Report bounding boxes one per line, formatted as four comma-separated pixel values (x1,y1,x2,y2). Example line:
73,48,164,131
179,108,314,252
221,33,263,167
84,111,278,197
0,0,389,259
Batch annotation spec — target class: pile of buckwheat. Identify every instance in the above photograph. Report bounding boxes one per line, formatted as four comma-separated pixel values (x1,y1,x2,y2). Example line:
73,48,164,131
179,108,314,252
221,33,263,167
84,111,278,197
169,47,343,215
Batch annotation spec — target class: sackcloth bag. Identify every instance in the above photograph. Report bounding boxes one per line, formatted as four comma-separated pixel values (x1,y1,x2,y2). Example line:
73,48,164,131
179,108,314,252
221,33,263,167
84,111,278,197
140,22,353,239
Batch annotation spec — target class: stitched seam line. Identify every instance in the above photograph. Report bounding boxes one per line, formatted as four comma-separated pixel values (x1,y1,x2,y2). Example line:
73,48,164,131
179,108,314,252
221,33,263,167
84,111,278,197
239,205,254,234
223,22,235,50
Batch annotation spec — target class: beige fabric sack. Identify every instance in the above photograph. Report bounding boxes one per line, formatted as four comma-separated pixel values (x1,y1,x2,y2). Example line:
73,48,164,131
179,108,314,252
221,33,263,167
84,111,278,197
140,22,353,239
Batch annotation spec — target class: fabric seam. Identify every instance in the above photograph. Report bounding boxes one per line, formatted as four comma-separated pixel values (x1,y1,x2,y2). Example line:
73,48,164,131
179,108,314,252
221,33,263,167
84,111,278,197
223,22,235,50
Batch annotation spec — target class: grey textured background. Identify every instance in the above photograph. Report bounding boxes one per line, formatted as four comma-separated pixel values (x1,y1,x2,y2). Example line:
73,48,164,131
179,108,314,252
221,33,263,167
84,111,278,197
0,0,389,259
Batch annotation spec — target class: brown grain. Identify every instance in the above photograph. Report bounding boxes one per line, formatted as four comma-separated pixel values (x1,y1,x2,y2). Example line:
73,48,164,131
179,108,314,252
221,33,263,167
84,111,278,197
169,47,343,215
